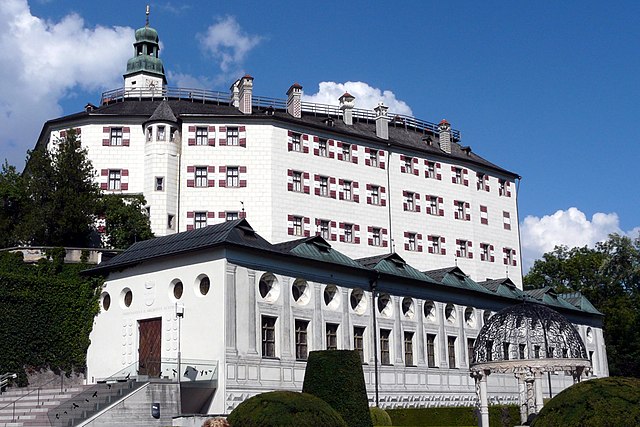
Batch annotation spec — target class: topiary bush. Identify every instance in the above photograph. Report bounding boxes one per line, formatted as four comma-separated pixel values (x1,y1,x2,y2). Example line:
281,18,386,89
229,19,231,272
532,377,640,427
387,405,519,426
369,406,392,426
302,350,372,427
227,390,347,427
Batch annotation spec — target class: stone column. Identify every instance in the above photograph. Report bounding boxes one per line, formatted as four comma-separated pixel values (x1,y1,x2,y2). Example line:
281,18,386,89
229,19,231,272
534,372,544,413
473,370,490,427
514,372,528,424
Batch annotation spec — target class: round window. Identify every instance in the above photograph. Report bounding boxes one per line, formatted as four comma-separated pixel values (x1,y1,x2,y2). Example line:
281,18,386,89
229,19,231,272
173,281,184,299
323,285,340,310
292,279,310,305
102,292,111,311
423,301,436,321
402,297,415,319
445,304,456,322
199,277,210,296
350,288,367,315
377,294,393,317
258,273,280,302
123,289,133,308
464,307,475,327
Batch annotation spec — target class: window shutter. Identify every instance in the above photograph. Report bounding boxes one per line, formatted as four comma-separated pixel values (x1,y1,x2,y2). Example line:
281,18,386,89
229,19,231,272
239,180,247,187
188,138,196,146
187,165,195,173
187,180,195,187
187,211,195,218
239,166,247,173
102,139,110,146
207,212,215,218
208,180,215,187
100,183,107,190
188,126,196,132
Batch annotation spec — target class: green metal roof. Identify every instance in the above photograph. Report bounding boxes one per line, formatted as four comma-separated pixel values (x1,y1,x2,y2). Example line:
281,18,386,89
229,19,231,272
273,236,366,269
357,253,439,284
559,292,603,315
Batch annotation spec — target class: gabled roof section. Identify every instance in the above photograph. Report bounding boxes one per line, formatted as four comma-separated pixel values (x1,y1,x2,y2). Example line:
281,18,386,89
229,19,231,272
145,100,177,124
525,286,580,311
357,253,438,283
424,266,493,294
85,219,272,274
479,278,526,299
559,292,603,315
274,236,364,269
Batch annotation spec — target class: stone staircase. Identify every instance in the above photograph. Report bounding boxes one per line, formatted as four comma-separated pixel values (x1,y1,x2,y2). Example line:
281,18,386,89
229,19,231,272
0,385,90,427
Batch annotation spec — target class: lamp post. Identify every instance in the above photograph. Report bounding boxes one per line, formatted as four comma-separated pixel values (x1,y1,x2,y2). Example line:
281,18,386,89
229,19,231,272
176,303,184,382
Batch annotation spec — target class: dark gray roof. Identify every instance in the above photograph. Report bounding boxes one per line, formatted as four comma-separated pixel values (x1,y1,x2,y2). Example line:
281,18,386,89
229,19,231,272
274,236,366,269
85,219,274,274
146,100,177,124
39,99,518,178
423,266,459,282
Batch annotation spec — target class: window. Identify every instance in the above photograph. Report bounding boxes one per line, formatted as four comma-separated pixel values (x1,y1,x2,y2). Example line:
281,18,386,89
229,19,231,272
195,167,207,187
262,316,277,358
371,185,380,205
486,341,494,361
170,127,177,142
227,127,239,145
293,171,302,192
295,320,309,360
155,176,164,191
404,332,414,366
426,334,437,367
167,214,175,229
318,138,328,156
534,345,541,359
369,149,379,167
468,338,475,366
320,176,329,196
194,212,207,229
157,125,166,141
326,323,338,350
293,216,303,236
405,192,415,211
503,211,512,230
505,248,514,265
519,344,526,359
480,206,489,225
110,127,123,146
199,277,210,295
503,342,510,360
426,161,436,179
429,235,441,254
226,167,239,187
380,329,391,365
480,243,491,262
319,220,330,239
404,156,413,173
457,240,468,258
344,223,353,243
196,127,208,145
226,211,239,221
372,228,381,246
342,144,351,162
146,127,152,142
108,170,121,190
354,326,365,362
291,132,301,152
343,180,352,201
448,336,457,368
453,167,462,184
455,201,465,220
427,195,442,216
408,233,417,251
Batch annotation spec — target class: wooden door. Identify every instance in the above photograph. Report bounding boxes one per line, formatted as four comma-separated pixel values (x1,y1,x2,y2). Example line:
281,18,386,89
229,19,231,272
138,317,162,377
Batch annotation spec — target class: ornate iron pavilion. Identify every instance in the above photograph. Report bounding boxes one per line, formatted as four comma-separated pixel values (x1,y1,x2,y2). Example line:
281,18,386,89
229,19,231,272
470,303,591,426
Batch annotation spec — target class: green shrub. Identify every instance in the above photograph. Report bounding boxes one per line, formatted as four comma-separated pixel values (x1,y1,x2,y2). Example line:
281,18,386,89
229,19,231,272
388,405,519,426
370,406,392,426
302,350,372,427
227,390,346,427
532,377,640,427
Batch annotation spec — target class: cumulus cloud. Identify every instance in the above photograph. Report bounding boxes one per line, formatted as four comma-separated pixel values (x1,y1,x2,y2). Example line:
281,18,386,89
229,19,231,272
198,16,262,77
166,71,215,90
520,207,623,271
0,0,132,168
302,81,413,116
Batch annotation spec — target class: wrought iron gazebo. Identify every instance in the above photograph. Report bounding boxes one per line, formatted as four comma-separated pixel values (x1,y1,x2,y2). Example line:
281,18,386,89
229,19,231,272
470,303,591,426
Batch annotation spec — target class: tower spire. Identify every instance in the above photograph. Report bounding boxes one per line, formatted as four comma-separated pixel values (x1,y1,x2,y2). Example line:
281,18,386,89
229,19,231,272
145,5,150,27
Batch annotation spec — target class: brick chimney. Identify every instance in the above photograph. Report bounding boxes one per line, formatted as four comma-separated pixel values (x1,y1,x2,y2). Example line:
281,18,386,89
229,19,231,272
230,79,240,108
238,74,253,114
438,119,451,154
339,92,355,125
286,83,302,118
374,103,389,140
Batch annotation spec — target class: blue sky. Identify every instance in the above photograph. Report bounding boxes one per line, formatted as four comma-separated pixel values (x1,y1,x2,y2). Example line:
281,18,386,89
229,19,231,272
1,0,639,267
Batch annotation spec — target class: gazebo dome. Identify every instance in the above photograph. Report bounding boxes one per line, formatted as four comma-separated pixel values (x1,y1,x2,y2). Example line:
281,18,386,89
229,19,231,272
135,26,159,43
472,302,588,366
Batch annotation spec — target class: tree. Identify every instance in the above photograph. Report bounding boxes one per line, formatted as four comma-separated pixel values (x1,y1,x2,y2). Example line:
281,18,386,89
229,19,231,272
98,194,154,249
0,161,25,247
524,234,640,377
16,129,100,247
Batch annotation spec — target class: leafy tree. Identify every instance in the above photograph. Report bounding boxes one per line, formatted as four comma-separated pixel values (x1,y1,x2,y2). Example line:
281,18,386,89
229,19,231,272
99,194,154,249
524,234,640,377
0,161,25,247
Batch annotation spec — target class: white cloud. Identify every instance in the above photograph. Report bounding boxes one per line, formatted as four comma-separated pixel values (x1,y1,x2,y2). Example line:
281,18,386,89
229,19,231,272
198,16,262,77
520,207,623,271
0,0,133,169
302,81,413,116
166,71,215,90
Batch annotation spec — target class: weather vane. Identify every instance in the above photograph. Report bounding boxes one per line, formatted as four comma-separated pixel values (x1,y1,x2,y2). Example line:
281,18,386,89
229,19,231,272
145,5,150,27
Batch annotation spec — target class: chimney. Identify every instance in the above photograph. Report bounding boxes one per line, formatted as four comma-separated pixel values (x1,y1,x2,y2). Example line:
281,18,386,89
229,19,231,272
286,83,303,118
339,92,355,125
238,74,253,114
374,103,389,140
438,119,452,154
230,79,240,108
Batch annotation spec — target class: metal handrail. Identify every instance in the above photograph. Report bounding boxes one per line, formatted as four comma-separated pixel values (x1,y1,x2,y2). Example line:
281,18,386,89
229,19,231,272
0,374,66,422
99,87,461,139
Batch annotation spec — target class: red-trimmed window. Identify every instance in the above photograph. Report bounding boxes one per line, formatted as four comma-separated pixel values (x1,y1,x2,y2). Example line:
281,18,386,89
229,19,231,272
400,155,419,175
499,179,512,197
425,160,442,180
451,166,469,186
403,191,421,212
504,248,517,266
288,131,302,152
196,127,208,145
456,239,473,259
368,226,387,247
108,169,121,190
426,195,444,216
339,223,360,244
477,172,490,192
480,243,495,262
480,205,489,225
316,219,337,241
102,126,130,146
366,184,386,206
404,232,423,252
503,211,512,230
194,211,208,229
288,215,310,236
454,200,471,221
427,235,446,255
338,142,353,162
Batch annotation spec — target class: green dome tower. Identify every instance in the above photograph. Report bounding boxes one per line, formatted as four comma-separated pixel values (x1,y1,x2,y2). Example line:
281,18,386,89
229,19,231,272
123,5,167,94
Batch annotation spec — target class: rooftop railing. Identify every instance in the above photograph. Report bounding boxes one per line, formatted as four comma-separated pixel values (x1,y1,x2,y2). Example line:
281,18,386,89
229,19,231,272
100,87,461,139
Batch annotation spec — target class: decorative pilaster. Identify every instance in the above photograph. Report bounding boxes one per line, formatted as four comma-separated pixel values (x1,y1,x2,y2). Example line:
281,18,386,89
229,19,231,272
247,271,258,355
225,265,238,354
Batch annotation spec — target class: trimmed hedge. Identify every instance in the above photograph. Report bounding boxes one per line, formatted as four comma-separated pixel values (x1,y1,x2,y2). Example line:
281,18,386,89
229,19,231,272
388,405,519,427
303,350,372,427
532,377,640,427
370,406,392,426
227,391,347,427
